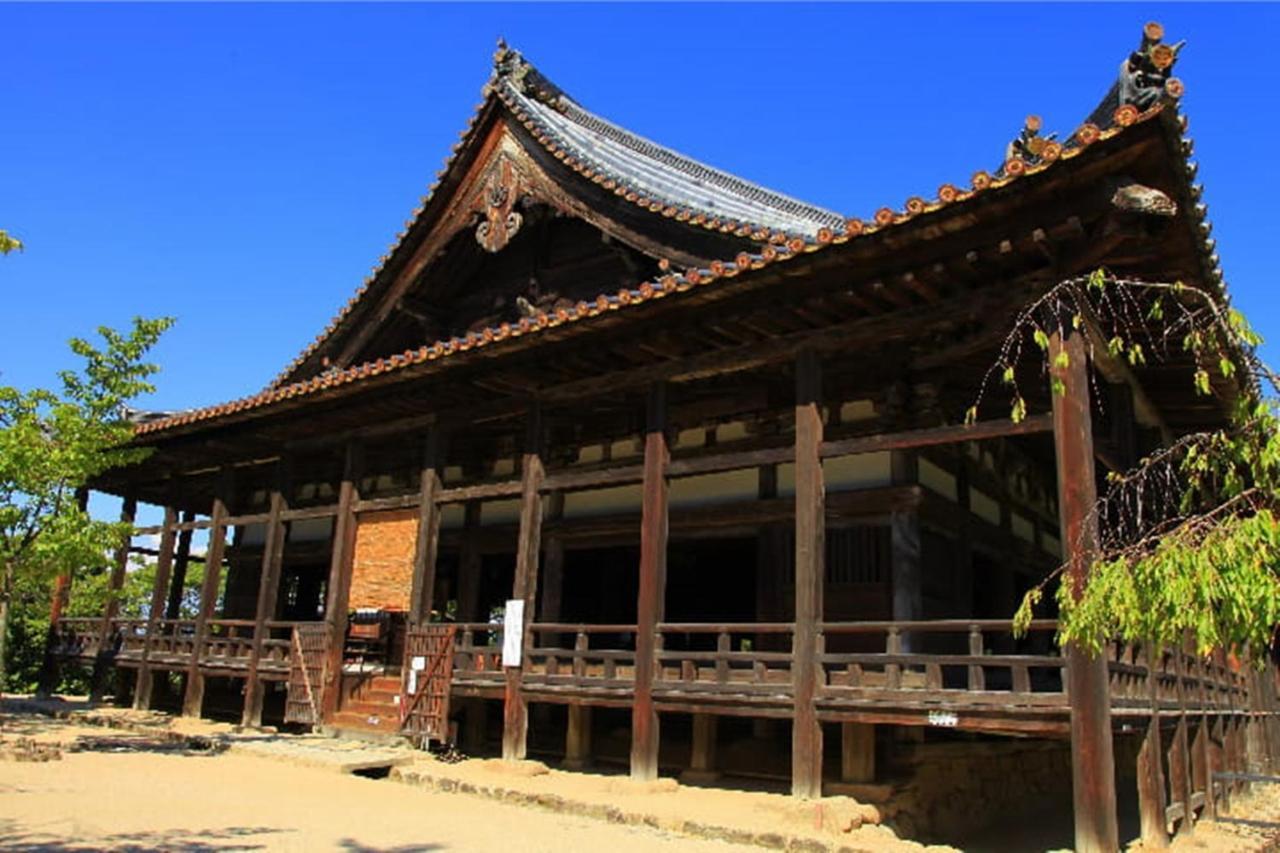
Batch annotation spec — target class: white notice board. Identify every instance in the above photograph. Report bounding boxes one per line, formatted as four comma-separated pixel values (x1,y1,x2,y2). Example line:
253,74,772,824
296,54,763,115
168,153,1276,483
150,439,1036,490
502,599,524,667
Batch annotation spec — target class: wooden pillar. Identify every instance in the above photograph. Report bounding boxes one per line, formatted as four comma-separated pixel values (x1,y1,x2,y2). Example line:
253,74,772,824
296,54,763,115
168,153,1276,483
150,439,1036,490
134,505,178,710
456,502,483,622
90,494,137,702
1136,713,1169,847
242,460,290,728
538,492,566,624
504,407,545,761
890,451,922,651
183,470,232,717
841,722,876,784
409,429,445,625
165,511,196,620
1051,330,1119,852
564,704,593,770
631,382,669,781
320,442,362,720
792,350,825,798
680,714,719,784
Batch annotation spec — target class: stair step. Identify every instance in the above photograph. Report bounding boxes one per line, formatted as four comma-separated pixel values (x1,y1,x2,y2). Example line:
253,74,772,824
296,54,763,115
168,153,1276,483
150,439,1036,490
332,710,401,732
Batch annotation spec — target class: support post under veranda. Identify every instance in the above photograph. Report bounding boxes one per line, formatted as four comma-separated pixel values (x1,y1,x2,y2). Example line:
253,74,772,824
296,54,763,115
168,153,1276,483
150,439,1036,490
1051,330,1119,852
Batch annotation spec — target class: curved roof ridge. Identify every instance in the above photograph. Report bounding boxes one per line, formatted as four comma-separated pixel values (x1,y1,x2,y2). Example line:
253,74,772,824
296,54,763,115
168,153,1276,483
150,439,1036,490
492,46,846,237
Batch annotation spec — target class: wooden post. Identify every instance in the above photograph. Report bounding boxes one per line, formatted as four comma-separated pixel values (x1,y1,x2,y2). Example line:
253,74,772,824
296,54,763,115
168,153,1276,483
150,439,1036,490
1051,330,1119,852
456,502,483,622
165,511,196,620
242,460,290,727
504,406,544,761
1136,714,1169,848
792,349,825,798
890,451,922,652
183,470,232,717
320,442,362,721
564,704,593,770
90,494,137,702
538,492,566,624
134,505,178,710
681,714,719,784
631,382,669,781
409,429,445,625
841,722,876,784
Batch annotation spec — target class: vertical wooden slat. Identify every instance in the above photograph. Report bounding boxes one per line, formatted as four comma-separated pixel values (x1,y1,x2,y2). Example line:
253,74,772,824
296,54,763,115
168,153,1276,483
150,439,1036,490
134,504,178,710
968,625,986,691
183,470,232,717
841,722,876,784
90,494,136,702
1051,330,1119,852
631,382,669,781
320,442,362,720
409,429,445,625
791,349,824,798
504,406,544,761
242,459,291,727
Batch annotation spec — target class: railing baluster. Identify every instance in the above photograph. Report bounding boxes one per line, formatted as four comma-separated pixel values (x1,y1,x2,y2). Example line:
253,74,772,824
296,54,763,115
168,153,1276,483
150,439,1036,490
716,631,730,684
968,624,985,691
886,627,902,690
573,631,587,681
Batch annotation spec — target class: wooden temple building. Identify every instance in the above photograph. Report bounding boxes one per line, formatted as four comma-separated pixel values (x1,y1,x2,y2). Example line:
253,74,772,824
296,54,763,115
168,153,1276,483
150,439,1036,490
48,23,1279,850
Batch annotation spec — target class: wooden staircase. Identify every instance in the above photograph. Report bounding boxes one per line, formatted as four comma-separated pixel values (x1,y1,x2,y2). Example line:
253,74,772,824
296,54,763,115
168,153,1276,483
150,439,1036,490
332,673,402,736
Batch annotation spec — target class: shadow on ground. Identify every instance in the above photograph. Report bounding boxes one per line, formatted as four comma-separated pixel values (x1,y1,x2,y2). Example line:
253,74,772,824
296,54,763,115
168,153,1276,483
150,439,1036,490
0,820,291,852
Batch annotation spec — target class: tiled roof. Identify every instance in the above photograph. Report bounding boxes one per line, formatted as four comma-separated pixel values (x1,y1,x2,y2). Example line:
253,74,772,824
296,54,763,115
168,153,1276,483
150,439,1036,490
491,46,846,240
134,25,1219,438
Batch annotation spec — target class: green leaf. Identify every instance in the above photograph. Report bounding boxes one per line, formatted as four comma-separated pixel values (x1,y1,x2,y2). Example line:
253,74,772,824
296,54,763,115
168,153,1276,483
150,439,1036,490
1001,365,1015,385
1033,328,1050,351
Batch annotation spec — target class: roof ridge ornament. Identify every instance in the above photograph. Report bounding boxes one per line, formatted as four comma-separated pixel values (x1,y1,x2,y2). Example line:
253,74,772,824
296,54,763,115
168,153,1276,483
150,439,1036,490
1118,21,1185,112
489,39,568,112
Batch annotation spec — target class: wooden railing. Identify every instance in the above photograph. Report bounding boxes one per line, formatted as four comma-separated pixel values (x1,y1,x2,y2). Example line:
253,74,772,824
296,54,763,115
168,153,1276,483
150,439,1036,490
51,617,315,678
526,623,639,687
451,622,505,680
654,623,794,696
818,619,1066,705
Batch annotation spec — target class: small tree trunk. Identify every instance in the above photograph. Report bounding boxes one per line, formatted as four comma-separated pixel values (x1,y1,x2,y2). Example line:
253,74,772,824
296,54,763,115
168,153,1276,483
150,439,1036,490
0,564,12,693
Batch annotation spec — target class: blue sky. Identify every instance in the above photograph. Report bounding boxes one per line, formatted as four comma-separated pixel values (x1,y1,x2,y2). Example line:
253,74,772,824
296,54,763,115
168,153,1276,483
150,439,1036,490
3,3,1276,418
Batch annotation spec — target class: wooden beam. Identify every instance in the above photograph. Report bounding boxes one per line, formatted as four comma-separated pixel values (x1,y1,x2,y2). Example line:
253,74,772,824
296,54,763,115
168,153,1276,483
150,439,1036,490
242,459,290,728
631,383,669,781
1081,313,1171,443
1051,330,1119,852
792,349,825,798
320,442,363,721
90,495,137,703
133,504,178,710
409,429,445,624
183,469,232,717
504,407,545,761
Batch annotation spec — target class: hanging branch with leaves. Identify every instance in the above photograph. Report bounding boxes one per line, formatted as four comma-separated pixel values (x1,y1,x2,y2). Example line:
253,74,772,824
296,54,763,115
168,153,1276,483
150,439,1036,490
967,271,1280,661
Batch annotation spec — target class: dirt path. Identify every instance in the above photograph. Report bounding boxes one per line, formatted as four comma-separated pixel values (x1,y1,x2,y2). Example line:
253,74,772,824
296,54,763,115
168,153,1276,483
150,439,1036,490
0,744,755,852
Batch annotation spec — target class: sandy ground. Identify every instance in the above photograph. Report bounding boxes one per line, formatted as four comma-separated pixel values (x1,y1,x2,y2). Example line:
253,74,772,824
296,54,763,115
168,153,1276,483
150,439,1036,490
0,742,760,852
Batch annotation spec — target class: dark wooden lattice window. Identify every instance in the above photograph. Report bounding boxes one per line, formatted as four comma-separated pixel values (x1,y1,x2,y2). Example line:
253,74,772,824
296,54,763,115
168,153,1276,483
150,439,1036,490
826,526,891,585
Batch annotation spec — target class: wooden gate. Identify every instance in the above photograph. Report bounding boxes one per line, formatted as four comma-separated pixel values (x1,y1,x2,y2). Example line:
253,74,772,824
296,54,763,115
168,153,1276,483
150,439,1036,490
284,624,330,726
400,624,457,745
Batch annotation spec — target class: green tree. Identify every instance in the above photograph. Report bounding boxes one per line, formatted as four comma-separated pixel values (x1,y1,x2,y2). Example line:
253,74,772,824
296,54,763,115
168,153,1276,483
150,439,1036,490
979,272,1280,662
0,230,21,255
0,317,173,689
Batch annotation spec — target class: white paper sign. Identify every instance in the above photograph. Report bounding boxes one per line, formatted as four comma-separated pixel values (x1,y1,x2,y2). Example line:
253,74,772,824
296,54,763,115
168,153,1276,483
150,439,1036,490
407,671,418,696
502,599,525,667
411,655,426,671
